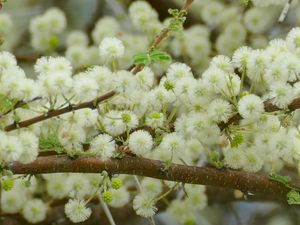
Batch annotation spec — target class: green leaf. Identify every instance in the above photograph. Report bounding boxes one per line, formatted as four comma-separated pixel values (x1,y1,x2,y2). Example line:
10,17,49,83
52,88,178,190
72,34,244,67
150,50,172,62
0,94,18,114
133,50,171,66
133,53,151,66
269,173,291,186
39,134,64,154
112,152,125,159
287,190,300,205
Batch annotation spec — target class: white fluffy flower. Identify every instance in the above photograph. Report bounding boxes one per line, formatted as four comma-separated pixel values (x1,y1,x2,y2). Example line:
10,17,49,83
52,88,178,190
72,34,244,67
89,134,115,159
0,51,17,70
202,67,227,93
166,63,193,83
92,17,120,45
0,135,23,163
238,94,264,121
264,62,289,85
286,27,300,51
35,56,72,76
208,99,232,123
102,111,127,136
232,46,252,71
46,174,69,199
73,73,98,101
114,70,138,93
66,174,91,199
1,189,27,213
129,130,153,155
64,199,92,223
146,111,165,128
18,131,39,164
22,199,47,224
141,178,163,198
99,37,125,59
224,148,246,170
159,133,185,154
65,45,90,68
210,55,234,73
242,148,264,172
136,67,154,90
66,30,89,47
43,7,66,33
133,194,157,218
108,187,130,208
270,82,295,108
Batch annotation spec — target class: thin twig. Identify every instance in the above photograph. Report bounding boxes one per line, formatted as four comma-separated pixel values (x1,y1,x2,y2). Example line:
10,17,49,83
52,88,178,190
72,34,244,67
4,91,116,132
99,198,117,225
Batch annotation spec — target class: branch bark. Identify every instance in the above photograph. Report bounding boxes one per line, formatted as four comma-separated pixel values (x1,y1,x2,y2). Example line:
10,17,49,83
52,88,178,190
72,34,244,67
4,91,115,132
219,97,300,131
8,155,293,201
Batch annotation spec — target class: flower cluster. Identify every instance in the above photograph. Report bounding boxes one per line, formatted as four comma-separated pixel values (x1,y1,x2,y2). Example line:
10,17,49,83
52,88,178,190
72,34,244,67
30,7,66,52
2,0,300,224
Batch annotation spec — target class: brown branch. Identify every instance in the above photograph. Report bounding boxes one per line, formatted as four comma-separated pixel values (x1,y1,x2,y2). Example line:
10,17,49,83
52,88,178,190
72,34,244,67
8,155,294,201
130,0,194,74
219,97,300,131
4,91,116,132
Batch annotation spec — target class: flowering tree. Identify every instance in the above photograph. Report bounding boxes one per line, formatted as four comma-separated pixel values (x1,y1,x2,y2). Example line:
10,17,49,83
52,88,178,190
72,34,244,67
1,0,300,224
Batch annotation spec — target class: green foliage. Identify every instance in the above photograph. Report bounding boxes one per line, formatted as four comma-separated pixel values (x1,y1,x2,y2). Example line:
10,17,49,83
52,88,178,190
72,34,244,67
0,94,18,115
2,178,13,191
287,190,300,205
207,151,224,169
39,134,64,153
269,173,291,186
168,8,187,32
153,130,164,147
112,152,125,159
231,133,244,148
133,49,171,66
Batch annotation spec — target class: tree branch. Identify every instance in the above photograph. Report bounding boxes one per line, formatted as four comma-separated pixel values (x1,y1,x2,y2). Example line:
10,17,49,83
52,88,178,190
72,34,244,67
4,91,116,132
130,0,194,74
219,97,300,131
8,155,293,201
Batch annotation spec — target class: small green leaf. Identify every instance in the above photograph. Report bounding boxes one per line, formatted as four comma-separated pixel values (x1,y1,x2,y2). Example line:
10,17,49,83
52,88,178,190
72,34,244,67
269,173,291,186
39,134,64,153
112,152,125,159
133,53,151,66
0,94,18,114
287,190,300,205
133,50,171,66
150,49,171,63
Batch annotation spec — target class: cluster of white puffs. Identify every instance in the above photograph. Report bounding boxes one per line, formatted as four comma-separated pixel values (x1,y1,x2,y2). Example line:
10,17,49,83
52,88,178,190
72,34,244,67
1,1,300,224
